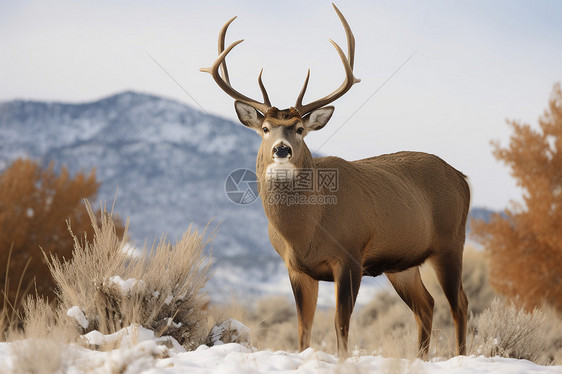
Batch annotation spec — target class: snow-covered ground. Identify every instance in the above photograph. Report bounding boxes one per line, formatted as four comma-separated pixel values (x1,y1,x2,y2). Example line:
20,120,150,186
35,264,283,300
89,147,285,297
1,324,559,374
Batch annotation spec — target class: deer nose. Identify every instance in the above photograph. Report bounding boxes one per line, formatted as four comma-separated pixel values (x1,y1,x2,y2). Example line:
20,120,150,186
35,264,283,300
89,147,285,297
273,144,292,159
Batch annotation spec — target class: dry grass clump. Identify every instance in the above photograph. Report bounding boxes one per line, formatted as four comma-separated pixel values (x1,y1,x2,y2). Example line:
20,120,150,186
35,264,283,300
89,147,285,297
42,201,213,350
471,298,562,364
20,296,66,340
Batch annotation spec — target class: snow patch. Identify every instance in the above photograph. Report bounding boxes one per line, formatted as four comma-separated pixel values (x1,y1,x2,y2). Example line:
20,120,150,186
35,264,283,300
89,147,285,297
66,306,88,329
82,324,184,353
1,327,562,373
107,276,145,295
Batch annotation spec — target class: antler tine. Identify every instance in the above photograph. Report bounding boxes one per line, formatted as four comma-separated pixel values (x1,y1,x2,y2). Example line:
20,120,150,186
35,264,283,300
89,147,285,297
295,4,360,116
295,69,310,114
201,17,272,114
218,16,237,84
332,3,355,69
258,69,271,107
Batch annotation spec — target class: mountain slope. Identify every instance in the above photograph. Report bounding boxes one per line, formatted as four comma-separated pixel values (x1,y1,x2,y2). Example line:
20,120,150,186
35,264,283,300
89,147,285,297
0,91,283,300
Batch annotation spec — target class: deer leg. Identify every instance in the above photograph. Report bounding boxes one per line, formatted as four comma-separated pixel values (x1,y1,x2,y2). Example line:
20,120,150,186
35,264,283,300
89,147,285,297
430,249,468,356
289,270,319,351
386,267,434,358
333,264,361,359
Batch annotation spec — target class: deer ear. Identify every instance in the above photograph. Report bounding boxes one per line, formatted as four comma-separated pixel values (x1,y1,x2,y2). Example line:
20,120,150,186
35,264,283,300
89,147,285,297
234,101,264,130
303,106,334,131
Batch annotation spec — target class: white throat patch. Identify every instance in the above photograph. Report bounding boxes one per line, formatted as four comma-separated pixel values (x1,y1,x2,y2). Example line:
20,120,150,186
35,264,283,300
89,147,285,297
265,158,296,181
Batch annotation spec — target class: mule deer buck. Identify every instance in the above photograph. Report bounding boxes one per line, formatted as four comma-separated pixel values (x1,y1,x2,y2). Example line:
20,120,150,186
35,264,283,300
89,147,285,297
201,4,470,358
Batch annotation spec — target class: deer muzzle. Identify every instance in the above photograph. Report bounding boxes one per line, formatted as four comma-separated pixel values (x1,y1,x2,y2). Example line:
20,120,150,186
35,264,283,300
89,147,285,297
273,144,292,160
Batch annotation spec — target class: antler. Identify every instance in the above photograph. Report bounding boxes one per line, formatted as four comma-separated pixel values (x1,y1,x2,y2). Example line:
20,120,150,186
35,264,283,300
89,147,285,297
295,4,361,116
200,17,272,114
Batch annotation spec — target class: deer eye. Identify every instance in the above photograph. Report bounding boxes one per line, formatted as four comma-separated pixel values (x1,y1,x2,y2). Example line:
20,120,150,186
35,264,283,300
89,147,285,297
262,127,269,134
296,127,304,135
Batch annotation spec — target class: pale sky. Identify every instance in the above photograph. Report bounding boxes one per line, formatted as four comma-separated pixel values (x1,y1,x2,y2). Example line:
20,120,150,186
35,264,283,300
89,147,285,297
1,0,561,210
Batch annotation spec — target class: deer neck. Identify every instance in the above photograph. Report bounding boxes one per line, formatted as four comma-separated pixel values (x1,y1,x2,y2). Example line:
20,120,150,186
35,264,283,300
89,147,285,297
255,145,320,243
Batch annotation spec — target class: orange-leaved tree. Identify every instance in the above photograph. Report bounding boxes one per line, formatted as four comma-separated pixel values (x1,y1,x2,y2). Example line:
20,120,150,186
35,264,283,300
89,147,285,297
472,83,562,311
0,158,111,312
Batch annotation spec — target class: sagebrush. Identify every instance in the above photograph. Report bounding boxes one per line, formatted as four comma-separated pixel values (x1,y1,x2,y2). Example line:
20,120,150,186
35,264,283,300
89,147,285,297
44,201,213,350
2,200,214,355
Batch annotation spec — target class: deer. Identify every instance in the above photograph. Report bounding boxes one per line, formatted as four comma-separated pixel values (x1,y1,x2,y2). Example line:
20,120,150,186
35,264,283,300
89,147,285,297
201,4,470,359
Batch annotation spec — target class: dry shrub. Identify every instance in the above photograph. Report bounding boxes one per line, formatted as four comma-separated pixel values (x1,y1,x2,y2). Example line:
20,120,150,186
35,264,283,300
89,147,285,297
471,298,555,363
44,201,213,350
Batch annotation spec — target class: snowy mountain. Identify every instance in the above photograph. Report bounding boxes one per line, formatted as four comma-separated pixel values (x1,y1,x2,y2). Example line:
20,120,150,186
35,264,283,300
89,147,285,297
0,91,283,301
